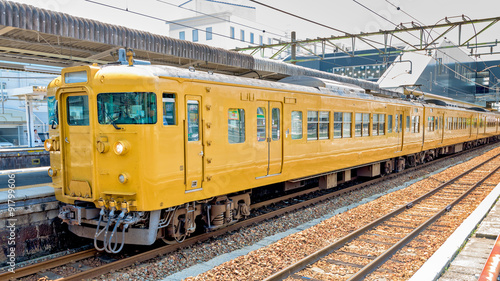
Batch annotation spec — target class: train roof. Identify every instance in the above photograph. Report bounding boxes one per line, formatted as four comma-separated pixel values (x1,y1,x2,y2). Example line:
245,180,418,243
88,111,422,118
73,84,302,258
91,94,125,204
97,64,497,115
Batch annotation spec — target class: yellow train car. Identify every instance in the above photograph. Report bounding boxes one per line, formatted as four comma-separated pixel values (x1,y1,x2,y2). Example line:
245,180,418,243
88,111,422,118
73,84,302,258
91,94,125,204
45,52,500,252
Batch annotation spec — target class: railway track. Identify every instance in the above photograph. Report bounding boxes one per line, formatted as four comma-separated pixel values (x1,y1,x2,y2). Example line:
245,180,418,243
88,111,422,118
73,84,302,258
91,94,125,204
264,151,500,281
2,142,498,280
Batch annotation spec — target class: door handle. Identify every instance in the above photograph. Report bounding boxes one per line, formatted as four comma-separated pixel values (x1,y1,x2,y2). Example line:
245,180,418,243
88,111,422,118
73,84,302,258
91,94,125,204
65,137,69,143
199,151,204,157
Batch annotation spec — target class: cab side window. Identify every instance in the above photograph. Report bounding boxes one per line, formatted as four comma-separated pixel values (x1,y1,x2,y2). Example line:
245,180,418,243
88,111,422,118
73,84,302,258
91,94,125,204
163,93,176,125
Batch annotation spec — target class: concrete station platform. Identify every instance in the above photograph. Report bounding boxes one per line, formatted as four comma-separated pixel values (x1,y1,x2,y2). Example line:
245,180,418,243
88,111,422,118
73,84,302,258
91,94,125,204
411,182,500,281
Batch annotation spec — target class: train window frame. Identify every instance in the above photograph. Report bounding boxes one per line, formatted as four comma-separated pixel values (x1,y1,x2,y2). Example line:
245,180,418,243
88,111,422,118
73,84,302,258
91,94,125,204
48,96,58,128
257,107,266,142
334,112,342,139
372,114,379,136
271,108,280,141
162,93,176,126
388,115,393,133
355,113,369,137
363,113,369,136
291,111,303,140
187,101,200,141
428,116,435,132
378,114,386,135
228,108,245,144
97,92,157,125
343,112,352,138
318,111,329,140
67,95,89,126
307,111,319,140
412,116,420,133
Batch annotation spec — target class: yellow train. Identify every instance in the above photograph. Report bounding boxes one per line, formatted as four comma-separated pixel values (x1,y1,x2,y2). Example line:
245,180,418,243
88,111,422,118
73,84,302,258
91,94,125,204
45,51,500,253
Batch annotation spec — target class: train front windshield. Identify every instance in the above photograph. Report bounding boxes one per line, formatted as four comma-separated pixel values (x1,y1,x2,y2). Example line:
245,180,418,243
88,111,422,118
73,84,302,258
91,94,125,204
97,92,157,125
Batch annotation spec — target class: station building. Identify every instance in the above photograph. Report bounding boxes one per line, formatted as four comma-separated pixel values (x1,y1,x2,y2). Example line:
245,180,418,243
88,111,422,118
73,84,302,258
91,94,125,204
290,41,500,108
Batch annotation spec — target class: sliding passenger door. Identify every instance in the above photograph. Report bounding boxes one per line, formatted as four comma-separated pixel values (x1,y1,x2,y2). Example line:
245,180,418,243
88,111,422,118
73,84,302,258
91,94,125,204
256,101,283,178
184,95,203,191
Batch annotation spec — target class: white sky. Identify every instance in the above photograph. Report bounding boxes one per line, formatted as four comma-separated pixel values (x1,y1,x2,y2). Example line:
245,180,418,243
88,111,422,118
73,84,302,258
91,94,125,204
11,0,500,57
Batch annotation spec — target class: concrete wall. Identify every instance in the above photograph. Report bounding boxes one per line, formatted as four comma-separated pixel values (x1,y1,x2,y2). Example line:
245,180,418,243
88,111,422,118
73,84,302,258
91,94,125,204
0,192,87,267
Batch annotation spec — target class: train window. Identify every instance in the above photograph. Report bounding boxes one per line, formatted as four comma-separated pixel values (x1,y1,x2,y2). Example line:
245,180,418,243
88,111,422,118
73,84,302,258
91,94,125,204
480,118,484,128
454,117,458,130
343,112,352,138
428,116,434,132
363,113,369,136
334,112,342,139
272,108,280,141
395,114,403,133
187,101,200,141
473,118,477,128
228,108,245,143
48,96,58,127
372,114,385,136
379,114,385,135
257,107,266,142
163,93,176,125
387,115,392,133
355,113,369,137
406,116,410,132
372,114,379,136
412,116,420,133
355,113,362,137
307,111,318,140
97,92,157,125
399,114,403,132
291,111,303,140
67,95,89,126
436,116,440,129
319,111,329,139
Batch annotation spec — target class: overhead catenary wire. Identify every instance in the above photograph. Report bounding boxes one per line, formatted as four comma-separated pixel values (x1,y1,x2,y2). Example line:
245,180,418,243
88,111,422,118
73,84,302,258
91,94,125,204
384,1,500,90
354,0,498,91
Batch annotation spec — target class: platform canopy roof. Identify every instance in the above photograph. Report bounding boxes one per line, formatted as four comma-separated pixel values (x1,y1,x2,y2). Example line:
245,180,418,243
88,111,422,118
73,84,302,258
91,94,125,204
0,0,394,96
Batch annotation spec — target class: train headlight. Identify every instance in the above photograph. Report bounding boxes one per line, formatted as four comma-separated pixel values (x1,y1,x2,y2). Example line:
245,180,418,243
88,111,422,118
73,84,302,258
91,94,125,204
118,173,129,184
44,139,53,151
48,168,57,177
113,140,130,155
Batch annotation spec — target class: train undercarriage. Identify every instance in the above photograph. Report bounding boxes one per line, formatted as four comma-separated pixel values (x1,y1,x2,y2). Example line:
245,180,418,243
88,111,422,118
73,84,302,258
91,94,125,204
58,137,498,253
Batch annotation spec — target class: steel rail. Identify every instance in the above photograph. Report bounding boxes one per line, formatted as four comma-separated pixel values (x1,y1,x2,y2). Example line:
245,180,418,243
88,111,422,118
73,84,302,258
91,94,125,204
0,249,97,280
349,158,500,280
4,142,498,280
264,152,500,281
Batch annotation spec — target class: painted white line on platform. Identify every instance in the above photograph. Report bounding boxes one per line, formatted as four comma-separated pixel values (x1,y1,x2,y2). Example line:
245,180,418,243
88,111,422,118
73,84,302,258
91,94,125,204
0,166,49,175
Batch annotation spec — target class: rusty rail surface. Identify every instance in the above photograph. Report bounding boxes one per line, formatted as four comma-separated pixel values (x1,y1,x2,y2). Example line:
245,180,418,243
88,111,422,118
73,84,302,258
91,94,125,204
264,152,500,281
